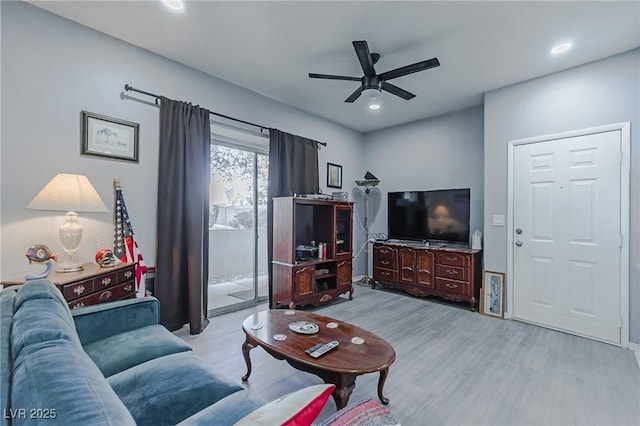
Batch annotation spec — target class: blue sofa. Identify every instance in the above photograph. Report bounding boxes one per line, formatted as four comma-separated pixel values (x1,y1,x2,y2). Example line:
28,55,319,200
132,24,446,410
0,279,266,425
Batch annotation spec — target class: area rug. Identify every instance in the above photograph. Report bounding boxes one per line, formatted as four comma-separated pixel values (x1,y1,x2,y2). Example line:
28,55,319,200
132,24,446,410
228,288,268,301
318,399,400,426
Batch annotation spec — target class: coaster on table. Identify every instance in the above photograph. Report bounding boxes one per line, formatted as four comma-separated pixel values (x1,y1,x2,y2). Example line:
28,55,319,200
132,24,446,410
327,322,339,329
284,310,296,316
250,323,263,330
273,334,287,341
351,337,365,345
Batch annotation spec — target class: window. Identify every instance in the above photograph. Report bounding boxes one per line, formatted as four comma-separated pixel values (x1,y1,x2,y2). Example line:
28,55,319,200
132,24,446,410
208,119,269,313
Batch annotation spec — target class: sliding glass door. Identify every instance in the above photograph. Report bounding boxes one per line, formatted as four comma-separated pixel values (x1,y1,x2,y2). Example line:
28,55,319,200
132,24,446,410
208,143,268,314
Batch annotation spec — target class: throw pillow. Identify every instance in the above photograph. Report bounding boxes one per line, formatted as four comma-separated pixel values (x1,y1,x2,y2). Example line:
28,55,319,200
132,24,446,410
233,384,335,426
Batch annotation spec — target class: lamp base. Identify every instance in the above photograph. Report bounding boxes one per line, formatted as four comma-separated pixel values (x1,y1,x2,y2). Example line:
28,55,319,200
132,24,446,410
56,261,84,273
57,211,84,273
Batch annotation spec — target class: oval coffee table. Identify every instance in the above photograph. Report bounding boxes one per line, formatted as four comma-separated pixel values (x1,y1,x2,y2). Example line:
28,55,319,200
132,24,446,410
241,310,395,410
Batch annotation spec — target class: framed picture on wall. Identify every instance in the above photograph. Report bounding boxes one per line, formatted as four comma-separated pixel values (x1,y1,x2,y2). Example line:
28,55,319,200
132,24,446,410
81,111,139,163
480,270,505,318
327,162,342,188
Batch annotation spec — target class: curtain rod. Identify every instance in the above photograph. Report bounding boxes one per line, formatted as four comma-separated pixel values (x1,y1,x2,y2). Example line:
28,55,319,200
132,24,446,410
124,84,327,146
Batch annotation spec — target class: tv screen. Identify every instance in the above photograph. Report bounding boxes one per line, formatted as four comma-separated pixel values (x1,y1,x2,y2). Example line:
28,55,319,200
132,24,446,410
388,189,471,245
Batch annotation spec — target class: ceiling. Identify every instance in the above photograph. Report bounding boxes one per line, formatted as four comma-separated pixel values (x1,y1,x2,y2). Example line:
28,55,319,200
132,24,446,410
29,1,640,133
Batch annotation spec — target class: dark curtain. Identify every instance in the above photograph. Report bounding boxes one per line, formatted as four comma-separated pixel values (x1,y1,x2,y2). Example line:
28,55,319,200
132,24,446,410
155,97,211,334
267,129,320,308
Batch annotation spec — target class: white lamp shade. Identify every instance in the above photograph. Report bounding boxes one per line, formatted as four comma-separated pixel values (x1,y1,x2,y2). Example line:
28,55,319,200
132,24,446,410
27,173,108,213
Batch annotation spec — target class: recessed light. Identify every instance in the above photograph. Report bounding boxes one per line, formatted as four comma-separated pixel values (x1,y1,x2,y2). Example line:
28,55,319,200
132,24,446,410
162,0,184,10
550,42,572,55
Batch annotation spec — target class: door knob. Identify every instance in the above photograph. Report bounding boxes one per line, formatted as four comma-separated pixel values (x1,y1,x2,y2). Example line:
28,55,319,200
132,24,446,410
516,228,523,234
515,241,523,247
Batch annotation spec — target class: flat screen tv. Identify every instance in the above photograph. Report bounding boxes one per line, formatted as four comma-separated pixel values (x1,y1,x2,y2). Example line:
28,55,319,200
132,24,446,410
388,188,471,245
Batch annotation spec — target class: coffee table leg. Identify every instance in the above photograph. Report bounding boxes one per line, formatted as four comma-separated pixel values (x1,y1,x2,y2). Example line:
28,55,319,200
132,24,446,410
330,374,357,411
377,368,390,404
241,339,255,381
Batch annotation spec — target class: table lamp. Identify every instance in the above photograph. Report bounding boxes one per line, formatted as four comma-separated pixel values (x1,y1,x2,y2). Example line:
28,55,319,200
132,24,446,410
27,173,108,272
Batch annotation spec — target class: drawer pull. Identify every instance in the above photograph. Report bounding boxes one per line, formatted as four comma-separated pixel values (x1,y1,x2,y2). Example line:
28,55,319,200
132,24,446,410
124,284,133,292
381,260,390,265
382,271,390,277
101,277,112,286
72,302,85,309
446,269,459,275
99,291,113,302
445,283,458,289
124,270,133,279
73,285,85,295
446,256,457,262
380,249,389,254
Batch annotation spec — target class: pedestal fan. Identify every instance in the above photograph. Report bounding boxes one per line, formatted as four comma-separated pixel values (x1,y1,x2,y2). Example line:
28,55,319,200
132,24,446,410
352,172,381,286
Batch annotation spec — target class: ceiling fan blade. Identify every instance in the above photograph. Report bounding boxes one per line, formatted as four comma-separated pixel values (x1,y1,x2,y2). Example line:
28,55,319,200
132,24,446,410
352,41,376,77
381,81,416,100
379,58,440,81
345,86,363,103
309,73,361,81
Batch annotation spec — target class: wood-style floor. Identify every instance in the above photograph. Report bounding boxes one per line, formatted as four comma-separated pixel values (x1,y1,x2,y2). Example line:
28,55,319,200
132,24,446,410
174,285,640,426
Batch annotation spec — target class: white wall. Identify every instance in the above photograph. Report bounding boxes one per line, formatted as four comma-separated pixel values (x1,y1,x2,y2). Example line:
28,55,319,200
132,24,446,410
484,49,640,343
0,1,364,279
363,106,485,242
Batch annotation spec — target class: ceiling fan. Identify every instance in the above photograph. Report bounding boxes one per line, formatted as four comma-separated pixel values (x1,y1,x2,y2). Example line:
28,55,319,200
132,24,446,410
309,40,440,104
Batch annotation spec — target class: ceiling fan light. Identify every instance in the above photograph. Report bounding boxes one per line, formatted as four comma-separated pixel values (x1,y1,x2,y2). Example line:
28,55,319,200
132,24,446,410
363,88,381,100
368,102,381,110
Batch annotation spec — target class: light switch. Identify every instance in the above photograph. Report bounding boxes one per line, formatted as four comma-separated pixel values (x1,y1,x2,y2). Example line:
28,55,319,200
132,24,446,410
492,214,505,227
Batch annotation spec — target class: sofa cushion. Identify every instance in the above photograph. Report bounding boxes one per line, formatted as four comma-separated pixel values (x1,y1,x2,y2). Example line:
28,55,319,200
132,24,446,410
177,390,266,426
0,289,16,426
108,351,244,426
14,279,73,322
72,297,160,345
83,324,192,377
11,293,81,361
12,339,136,425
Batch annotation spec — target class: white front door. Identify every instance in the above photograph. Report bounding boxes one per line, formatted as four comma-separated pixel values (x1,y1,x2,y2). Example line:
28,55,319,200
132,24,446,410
512,130,622,345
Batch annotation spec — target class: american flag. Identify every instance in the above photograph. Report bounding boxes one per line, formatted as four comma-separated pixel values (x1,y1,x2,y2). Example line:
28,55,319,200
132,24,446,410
114,183,148,297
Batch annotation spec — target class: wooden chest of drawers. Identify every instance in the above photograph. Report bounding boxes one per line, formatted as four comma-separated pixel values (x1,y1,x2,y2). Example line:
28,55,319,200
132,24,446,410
373,245,398,283
373,242,482,310
2,262,136,309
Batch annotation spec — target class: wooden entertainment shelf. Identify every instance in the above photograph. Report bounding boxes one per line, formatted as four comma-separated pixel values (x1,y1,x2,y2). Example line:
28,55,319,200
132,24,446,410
372,241,482,310
271,197,353,309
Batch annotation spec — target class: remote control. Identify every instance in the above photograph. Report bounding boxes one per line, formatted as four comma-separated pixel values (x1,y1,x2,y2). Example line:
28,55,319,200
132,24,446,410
305,343,324,356
309,340,339,358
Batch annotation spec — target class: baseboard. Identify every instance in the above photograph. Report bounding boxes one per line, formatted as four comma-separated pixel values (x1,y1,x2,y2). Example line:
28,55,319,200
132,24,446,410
352,274,364,282
629,342,640,370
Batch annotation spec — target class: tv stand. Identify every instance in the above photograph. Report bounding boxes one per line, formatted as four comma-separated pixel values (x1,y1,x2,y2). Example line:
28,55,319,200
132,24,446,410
372,241,482,310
